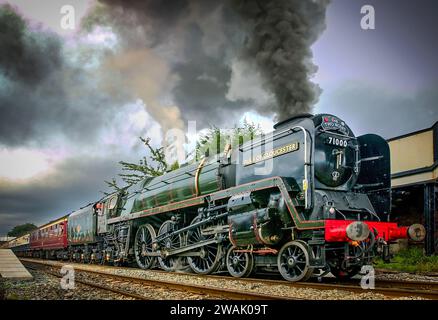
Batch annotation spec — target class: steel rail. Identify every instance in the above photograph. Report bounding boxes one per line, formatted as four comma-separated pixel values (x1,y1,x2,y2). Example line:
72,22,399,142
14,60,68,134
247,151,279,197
22,259,301,300
21,258,438,299
25,264,148,300
131,267,438,299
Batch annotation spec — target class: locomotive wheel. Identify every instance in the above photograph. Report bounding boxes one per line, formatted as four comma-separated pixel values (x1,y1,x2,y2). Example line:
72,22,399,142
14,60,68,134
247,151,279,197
134,224,156,270
157,220,184,271
226,247,254,278
186,216,222,275
278,240,314,282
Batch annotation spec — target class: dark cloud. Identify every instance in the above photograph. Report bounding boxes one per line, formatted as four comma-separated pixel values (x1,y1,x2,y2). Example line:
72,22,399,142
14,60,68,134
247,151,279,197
317,81,438,138
0,5,130,147
0,155,121,235
0,5,62,84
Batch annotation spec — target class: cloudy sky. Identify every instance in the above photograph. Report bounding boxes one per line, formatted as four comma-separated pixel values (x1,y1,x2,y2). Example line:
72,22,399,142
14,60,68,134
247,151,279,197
0,0,437,235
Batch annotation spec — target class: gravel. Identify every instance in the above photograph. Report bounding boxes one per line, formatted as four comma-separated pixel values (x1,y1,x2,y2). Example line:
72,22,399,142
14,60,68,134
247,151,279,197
1,268,134,300
5,262,218,300
18,259,432,300
375,272,438,283
62,268,219,300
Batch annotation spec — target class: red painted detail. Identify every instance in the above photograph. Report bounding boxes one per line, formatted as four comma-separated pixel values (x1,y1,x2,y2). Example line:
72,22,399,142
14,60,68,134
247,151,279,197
234,248,278,255
324,219,409,242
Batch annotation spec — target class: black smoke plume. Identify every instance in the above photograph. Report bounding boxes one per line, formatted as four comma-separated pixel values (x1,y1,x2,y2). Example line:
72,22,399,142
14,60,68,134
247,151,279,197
87,0,329,126
233,0,329,121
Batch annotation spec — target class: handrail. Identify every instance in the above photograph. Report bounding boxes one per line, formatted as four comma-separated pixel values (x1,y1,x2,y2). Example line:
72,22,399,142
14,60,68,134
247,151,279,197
316,127,356,139
293,126,311,210
240,125,312,210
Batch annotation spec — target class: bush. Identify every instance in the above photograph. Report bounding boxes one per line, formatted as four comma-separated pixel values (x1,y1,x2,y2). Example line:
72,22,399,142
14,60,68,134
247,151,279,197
375,247,438,273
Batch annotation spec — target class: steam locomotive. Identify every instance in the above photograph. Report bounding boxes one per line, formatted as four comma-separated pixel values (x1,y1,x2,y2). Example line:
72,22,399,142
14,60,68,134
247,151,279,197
11,113,425,282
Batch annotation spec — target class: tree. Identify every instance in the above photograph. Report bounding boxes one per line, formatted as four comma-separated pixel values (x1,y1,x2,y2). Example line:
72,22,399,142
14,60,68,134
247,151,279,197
195,119,262,161
7,223,37,237
103,137,170,194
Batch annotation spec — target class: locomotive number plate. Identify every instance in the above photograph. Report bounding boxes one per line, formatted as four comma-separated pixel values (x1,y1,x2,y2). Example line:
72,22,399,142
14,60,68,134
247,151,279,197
325,136,348,147
243,142,299,166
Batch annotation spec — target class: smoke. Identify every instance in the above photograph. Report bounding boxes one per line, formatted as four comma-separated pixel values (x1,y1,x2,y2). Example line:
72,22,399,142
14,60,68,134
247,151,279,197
233,0,330,121
86,0,329,126
82,0,246,131
0,0,330,147
101,49,185,132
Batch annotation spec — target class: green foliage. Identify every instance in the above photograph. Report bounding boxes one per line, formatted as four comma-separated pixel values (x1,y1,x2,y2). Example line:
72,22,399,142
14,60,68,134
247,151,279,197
104,178,125,194
195,119,262,161
374,246,438,273
104,137,173,194
169,160,180,171
7,223,37,237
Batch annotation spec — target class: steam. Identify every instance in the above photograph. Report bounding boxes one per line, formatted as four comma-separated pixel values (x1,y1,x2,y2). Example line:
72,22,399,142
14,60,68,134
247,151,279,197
101,49,185,132
88,0,330,125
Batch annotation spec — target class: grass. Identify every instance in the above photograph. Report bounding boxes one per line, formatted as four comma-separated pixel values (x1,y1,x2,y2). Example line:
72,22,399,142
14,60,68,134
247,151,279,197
374,247,438,273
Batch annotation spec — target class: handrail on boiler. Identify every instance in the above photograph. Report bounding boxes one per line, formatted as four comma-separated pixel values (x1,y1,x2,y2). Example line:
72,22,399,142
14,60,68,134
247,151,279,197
240,126,312,210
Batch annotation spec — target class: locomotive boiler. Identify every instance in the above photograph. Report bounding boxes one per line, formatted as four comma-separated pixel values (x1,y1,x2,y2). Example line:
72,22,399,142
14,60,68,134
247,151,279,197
15,113,426,282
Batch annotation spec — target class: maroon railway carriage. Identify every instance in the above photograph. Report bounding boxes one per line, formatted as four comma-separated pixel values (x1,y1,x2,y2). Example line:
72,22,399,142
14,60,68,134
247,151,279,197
30,217,68,259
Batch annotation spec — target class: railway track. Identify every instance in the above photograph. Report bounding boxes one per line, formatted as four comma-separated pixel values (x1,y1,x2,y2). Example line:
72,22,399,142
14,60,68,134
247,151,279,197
22,259,300,300
129,266,438,299
25,264,149,300
21,258,438,300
